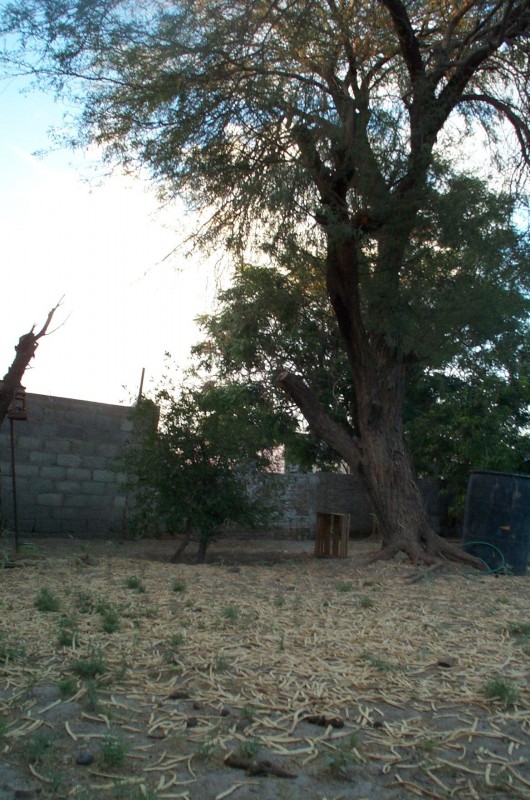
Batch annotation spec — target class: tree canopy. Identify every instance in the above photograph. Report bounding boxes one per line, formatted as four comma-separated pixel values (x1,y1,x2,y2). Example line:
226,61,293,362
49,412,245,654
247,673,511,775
195,170,530,508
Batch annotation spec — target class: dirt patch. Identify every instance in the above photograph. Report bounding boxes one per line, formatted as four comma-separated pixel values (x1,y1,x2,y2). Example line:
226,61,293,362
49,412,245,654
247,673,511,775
1,535,530,799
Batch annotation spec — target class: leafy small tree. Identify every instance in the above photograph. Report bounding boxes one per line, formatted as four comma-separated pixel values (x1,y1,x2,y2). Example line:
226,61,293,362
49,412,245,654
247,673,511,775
121,380,286,563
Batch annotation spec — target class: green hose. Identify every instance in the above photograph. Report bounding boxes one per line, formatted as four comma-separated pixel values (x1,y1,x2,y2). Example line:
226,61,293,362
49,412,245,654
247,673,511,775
462,540,508,574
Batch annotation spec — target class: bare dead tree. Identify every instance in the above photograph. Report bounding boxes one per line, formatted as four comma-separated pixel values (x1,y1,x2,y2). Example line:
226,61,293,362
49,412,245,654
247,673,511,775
0,299,64,428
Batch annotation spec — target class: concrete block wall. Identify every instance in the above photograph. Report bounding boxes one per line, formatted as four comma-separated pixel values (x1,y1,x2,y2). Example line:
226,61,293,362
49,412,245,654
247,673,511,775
0,392,440,541
0,393,133,537
263,471,440,538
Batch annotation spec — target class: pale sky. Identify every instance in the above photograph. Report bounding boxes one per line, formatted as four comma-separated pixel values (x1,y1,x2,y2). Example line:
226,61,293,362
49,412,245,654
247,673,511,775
1,78,217,405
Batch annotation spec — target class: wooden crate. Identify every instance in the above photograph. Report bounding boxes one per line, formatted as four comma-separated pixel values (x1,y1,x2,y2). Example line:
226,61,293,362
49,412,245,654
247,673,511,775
314,512,350,558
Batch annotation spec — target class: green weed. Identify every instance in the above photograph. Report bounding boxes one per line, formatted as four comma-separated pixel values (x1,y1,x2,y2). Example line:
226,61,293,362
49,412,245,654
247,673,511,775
27,731,55,763
57,676,77,698
335,581,353,592
241,704,257,721
71,654,106,679
83,680,99,711
213,654,230,672
222,605,239,622
172,580,186,593
34,588,60,613
125,576,146,593
100,734,129,768
324,736,361,779
0,633,25,662
101,609,121,634
238,737,260,760
56,616,78,647
74,591,96,614
508,622,530,637
484,678,519,708
359,596,374,608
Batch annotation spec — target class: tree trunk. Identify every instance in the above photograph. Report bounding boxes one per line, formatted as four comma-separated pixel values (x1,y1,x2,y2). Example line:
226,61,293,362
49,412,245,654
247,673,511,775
196,539,208,564
0,301,62,428
279,369,481,568
169,530,191,563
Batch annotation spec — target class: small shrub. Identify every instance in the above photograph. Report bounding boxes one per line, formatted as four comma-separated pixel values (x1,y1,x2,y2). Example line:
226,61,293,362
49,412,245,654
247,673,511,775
238,737,260,759
508,622,530,637
125,576,146,593
57,617,78,647
213,654,230,672
359,596,374,609
335,581,353,592
57,677,77,698
484,678,519,708
100,734,129,768
241,704,257,721
95,598,113,616
0,634,25,662
222,605,239,622
195,737,219,762
34,588,60,613
172,580,186,593
72,654,106,679
83,679,99,711
325,734,362,778
27,731,55,763
101,609,121,634
75,591,95,614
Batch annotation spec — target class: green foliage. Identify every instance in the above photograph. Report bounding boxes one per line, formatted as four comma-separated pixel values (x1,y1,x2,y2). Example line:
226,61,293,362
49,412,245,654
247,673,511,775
484,678,519,708
335,581,353,592
57,616,79,647
100,608,121,634
238,737,261,759
0,633,25,662
100,735,129,768
125,576,146,593
120,380,280,562
34,588,60,613
27,731,55,763
221,605,239,622
71,654,106,679
57,676,77,698
172,580,186,593
359,596,374,609
196,174,530,508
508,622,530,638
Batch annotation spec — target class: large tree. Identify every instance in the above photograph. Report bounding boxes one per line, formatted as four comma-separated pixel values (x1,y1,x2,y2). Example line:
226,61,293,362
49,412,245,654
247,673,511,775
4,1,530,563
196,171,530,511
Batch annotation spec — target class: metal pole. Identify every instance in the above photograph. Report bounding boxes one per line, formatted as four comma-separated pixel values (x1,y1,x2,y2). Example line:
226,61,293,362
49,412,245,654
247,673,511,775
9,417,19,553
137,367,145,403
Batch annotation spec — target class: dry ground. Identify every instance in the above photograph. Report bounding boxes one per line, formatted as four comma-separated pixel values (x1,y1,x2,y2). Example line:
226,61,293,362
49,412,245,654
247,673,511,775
1,535,530,800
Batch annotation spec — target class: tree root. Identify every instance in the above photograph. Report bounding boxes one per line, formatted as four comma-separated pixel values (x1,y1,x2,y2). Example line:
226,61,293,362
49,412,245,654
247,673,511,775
363,534,486,572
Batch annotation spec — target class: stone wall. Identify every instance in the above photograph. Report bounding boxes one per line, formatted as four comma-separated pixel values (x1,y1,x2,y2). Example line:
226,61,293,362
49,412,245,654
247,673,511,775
0,393,132,537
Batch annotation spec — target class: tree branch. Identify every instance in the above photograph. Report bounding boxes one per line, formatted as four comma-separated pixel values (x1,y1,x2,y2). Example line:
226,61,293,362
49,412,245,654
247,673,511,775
379,0,424,81
278,370,361,468
459,92,530,164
